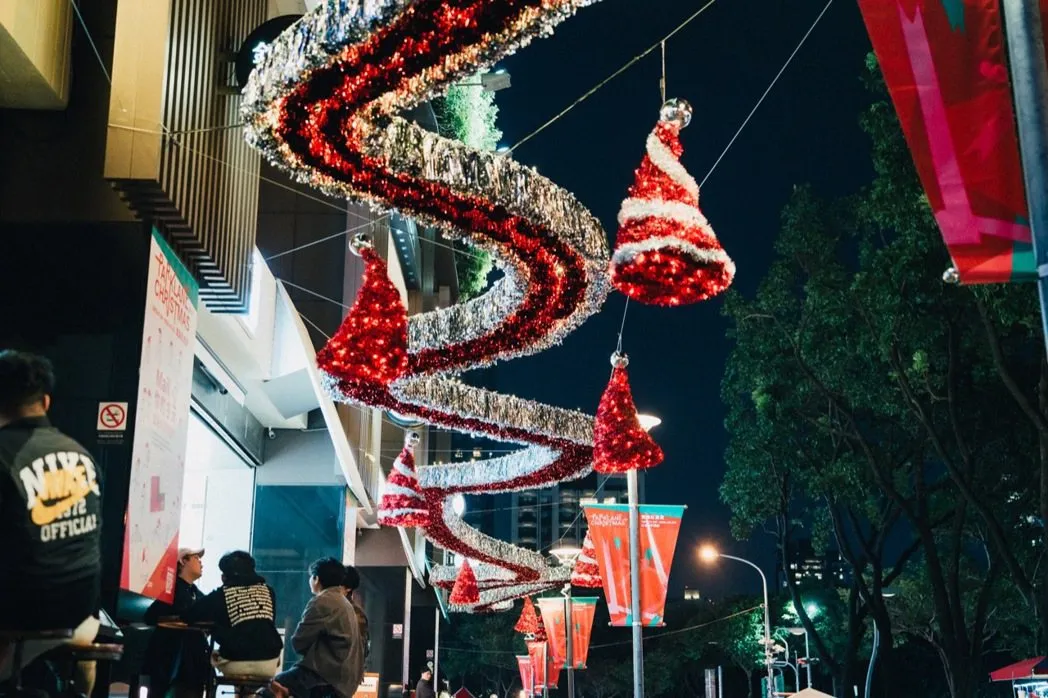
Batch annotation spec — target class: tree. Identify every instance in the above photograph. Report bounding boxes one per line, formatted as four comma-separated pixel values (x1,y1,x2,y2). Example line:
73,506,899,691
439,613,525,697
721,54,1048,698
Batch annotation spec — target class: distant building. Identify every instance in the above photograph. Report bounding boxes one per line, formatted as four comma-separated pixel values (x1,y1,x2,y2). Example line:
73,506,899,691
780,539,849,588
683,587,701,601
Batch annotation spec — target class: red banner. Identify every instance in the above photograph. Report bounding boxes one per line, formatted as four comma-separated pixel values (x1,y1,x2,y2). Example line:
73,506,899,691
516,656,533,695
583,504,685,627
526,642,547,692
856,0,1048,283
537,597,598,669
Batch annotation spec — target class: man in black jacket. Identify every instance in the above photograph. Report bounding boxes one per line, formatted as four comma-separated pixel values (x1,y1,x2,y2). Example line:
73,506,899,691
183,550,283,678
142,548,212,698
0,351,103,689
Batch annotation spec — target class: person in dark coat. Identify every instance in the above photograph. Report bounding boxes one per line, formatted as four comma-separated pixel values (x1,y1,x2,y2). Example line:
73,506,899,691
142,548,212,698
414,668,435,698
182,550,283,678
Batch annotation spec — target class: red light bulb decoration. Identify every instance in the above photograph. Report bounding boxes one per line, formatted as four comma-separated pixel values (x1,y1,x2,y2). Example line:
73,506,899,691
514,596,540,634
376,431,430,528
593,353,663,474
611,99,735,306
450,558,480,606
570,531,602,588
316,233,408,390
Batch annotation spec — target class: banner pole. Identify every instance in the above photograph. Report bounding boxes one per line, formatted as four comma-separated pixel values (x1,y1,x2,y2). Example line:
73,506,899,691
565,591,576,698
627,469,644,698
1003,0,1048,353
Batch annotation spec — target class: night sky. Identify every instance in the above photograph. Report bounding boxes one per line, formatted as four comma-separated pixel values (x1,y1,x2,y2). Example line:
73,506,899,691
487,0,876,597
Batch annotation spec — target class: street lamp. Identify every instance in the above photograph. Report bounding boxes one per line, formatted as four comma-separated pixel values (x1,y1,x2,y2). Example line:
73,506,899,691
550,540,583,698
788,627,813,688
865,588,897,698
699,546,775,698
451,494,466,517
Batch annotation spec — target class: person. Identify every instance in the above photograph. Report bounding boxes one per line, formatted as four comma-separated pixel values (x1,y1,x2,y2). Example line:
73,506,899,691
268,558,362,698
142,547,212,698
0,351,103,692
182,550,283,678
340,566,369,663
414,668,435,698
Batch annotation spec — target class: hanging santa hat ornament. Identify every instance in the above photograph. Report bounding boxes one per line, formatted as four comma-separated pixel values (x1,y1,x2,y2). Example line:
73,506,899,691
376,431,430,528
450,559,480,606
514,596,540,634
570,531,602,588
593,352,663,474
611,99,735,306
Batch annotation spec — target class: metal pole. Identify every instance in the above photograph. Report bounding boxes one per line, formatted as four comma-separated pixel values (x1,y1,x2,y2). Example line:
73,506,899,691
1003,0,1048,352
627,469,645,698
403,568,413,692
804,630,812,688
722,555,773,698
565,592,576,698
864,623,879,698
433,605,440,693
717,666,723,698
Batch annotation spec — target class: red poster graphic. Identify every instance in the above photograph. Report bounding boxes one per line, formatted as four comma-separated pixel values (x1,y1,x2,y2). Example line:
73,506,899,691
527,641,547,690
570,598,598,669
583,504,685,627
516,656,533,695
856,0,1048,283
536,599,567,667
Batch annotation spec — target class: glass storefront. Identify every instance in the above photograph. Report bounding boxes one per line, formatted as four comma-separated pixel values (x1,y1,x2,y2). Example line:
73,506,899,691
179,412,256,592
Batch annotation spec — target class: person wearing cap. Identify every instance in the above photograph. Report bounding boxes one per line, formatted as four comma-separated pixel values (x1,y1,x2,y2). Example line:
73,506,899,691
142,547,212,698
182,550,283,678
0,351,103,690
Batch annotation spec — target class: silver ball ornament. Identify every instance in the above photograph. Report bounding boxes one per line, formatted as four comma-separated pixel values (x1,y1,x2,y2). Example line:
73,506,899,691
610,352,629,369
659,98,693,129
942,267,960,284
350,232,374,256
406,431,421,447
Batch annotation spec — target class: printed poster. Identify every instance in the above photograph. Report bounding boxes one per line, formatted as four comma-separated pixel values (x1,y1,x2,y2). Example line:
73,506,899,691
537,597,597,670
583,503,685,627
120,229,198,602
516,656,533,695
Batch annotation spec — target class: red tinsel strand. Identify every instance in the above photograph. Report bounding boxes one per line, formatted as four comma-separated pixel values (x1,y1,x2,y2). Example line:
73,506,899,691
514,596,540,634
316,247,408,387
593,365,663,474
450,559,480,605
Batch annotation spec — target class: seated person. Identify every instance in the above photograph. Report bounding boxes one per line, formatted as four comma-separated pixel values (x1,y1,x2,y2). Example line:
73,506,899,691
0,351,103,692
339,567,368,662
183,551,283,678
268,558,362,698
142,548,212,698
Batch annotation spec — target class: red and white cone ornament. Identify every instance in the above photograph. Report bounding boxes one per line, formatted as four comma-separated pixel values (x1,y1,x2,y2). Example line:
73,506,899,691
533,613,548,643
450,558,480,605
515,596,540,634
570,531,602,588
316,233,409,393
593,352,664,474
376,431,430,528
611,98,735,306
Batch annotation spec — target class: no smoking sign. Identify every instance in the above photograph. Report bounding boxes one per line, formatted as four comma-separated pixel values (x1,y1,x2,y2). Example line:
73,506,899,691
97,402,128,432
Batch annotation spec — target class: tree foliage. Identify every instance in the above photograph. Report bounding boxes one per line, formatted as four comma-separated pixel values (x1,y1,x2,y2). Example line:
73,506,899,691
721,55,1047,698
435,76,500,300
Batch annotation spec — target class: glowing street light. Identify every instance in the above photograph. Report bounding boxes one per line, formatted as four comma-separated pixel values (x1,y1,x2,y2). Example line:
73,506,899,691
636,413,662,432
699,545,774,698
451,494,466,517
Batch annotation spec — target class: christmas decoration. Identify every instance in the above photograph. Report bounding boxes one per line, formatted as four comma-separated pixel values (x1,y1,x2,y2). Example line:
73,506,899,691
593,353,663,474
570,531,602,588
376,432,429,528
243,0,612,610
514,597,539,635
611,98,735,306
450,559,480,606
315,235,408,390
533,614,548,644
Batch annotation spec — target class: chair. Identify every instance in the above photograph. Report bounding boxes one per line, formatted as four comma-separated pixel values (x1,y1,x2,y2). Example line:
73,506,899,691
0,628,73,698
210,674,273,698
45,642,123,698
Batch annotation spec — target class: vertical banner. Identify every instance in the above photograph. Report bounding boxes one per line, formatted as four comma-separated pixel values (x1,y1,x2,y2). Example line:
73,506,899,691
583,504,685,627
516,656,533,695
121,229,198,602
536,597,598,669
526,641,547,692
856,0,1043,283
